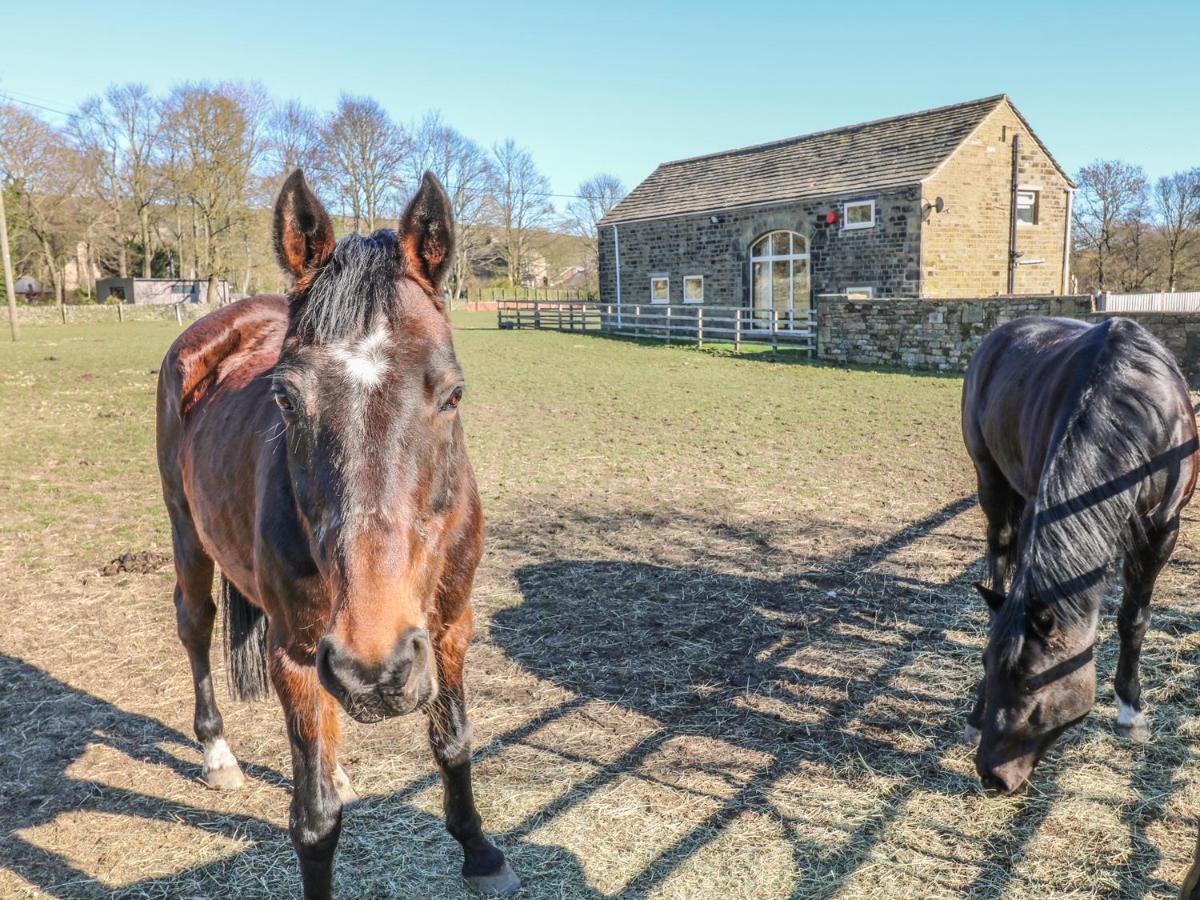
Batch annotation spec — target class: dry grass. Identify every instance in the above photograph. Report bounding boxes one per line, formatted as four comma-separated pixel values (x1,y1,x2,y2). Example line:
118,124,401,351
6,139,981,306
2,314,1200,897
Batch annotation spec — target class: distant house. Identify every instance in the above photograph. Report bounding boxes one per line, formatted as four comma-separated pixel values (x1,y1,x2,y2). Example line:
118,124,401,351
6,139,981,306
95,277,232,305
551,265,588,290
598,95,1075,321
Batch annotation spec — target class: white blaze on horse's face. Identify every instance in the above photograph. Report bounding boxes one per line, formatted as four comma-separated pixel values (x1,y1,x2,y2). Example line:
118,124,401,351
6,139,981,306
329,327,390,391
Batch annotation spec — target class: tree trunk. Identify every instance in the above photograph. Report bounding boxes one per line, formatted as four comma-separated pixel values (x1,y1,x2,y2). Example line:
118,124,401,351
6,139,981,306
140,206,152,278
189,203,199,280
206,272,219,306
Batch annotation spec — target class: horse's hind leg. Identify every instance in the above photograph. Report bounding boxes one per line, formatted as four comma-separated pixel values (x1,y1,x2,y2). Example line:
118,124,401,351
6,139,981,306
171,521,245,789
964,460,1025,746
1115,517,1178,743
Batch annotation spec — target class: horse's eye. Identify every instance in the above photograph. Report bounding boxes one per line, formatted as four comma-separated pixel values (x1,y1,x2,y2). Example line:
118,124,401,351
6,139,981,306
442,386,464,412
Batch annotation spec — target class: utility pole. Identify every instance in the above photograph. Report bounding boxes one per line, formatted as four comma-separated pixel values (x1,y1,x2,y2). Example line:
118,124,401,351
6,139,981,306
0,185,18,341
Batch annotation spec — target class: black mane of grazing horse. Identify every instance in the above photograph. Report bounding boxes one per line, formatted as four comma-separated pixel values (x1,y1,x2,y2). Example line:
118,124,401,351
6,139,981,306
963,314,1197,796
992,317,1180,669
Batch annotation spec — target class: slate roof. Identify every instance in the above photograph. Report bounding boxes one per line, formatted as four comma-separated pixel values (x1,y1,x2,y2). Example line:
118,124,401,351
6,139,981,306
602,95,1068,225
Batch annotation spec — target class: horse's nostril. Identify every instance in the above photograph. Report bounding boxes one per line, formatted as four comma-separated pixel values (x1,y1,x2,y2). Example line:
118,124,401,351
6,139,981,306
316,636,341,697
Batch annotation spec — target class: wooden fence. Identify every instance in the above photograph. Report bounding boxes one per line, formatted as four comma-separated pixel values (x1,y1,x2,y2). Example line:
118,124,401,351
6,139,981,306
496,299,814,355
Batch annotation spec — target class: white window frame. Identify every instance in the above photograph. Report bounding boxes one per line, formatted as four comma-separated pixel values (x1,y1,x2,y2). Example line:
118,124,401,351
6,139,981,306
1016,188,1039,226
748,231,811,330
683,275,704,304
843,199,876,231
649,274,670,304
845,286,874,299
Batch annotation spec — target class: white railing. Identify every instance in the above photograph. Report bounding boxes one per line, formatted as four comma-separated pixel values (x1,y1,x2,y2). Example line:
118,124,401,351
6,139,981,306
496,299,814,355
1097,291,1200,312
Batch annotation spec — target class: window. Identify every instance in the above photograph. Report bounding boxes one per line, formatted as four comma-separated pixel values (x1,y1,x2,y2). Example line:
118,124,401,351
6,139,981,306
843,199,876,230
1016,189,1039,226
683,276,704,303
650,275,669,304
749,231,810,330
845,286,874,299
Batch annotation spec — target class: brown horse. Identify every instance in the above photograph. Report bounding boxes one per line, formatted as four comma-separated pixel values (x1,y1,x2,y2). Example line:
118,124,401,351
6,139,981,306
156,171,518,897
962,316,1198,795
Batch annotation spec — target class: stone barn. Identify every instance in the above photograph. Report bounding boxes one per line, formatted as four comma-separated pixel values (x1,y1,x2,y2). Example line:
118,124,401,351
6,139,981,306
598,95,1074,324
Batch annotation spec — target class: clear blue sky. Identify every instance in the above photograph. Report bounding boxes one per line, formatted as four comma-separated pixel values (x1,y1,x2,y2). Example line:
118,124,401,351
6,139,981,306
3,0,1197,206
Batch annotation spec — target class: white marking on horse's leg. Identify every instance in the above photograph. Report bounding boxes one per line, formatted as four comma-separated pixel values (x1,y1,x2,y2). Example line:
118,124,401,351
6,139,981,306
1117,699,1145,727
204,737,238,771
201,738,245,790
963,724,981,747
333,763,358,805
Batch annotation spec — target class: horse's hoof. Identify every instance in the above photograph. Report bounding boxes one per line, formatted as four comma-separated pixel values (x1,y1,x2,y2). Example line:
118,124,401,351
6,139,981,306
1118,719,1151,744
963,724,981,747
202,764,246,791
1117,702,1150,743
333,764,358,806
466,861,521,895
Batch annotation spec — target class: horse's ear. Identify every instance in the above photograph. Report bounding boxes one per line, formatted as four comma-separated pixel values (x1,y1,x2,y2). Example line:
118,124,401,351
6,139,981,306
399,171,455,294
273,169,335,280
974,582,1006,612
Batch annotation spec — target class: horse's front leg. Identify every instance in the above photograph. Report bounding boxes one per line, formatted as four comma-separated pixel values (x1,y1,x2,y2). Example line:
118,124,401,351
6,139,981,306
427,609,519,895
271,641,344,900
1116,518,1178,743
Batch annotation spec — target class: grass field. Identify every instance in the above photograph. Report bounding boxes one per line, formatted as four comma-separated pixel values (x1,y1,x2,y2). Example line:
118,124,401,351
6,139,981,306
3,312,1200,898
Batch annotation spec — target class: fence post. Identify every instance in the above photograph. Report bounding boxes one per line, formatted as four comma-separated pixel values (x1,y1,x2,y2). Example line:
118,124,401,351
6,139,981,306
770,309,778,359
635,305,641,338
117,303,123,323
176,303,183,326
665,306,672,345
534,300,541,330
697,306,704,349
734,307,742,354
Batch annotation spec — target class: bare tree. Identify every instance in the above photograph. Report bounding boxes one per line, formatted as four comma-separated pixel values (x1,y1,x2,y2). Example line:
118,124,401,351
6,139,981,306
1153,169,1200,292
0,103,86,313
404,112,494,299
321,95,406,233
268,99,323,181
1073,160,1148,292
490,139,553,285
565,173,625,285
163,82,268,303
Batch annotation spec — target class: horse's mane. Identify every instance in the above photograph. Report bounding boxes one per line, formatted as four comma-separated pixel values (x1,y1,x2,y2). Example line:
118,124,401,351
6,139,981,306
291,230,403,343
997,318,1180,667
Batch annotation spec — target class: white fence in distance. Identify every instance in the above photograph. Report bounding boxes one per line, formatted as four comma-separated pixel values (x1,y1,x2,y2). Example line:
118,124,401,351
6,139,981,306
495,299,814,355
1097,291,1200,312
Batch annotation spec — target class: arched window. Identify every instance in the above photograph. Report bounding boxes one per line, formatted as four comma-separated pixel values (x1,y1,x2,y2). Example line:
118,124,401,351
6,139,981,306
749,231,810,329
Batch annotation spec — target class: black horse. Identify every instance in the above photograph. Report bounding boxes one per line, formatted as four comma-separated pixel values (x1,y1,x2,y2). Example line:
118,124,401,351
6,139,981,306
961,316,1197,794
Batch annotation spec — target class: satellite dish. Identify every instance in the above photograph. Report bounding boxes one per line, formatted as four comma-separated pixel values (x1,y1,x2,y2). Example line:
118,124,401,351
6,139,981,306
934,197,945,213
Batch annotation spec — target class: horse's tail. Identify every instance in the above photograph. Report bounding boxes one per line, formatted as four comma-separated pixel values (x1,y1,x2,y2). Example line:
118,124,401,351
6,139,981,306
221,575,271,702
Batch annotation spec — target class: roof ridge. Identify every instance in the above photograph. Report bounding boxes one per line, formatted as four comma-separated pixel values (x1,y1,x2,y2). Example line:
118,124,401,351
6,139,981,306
658,94,1007,168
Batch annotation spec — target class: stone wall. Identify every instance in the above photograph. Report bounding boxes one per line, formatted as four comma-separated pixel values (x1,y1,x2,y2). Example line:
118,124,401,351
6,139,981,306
6,302,215,327
815,295,1094,371
815,295,1200,382
599,185,923,310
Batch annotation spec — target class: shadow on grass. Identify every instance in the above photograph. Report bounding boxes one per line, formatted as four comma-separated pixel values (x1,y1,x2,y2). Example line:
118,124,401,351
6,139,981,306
2,492,1193,896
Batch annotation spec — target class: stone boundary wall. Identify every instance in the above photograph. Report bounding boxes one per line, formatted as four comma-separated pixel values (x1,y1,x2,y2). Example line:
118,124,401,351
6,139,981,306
6,303,216,327
815,295,1200,383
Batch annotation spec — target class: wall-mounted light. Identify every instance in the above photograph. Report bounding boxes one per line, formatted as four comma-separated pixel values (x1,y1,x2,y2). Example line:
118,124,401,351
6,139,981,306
710,215,719,224
825,210,838,225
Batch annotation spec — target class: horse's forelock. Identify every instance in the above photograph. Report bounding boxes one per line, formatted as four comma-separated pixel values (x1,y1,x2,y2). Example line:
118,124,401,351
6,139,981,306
291,230,403,345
